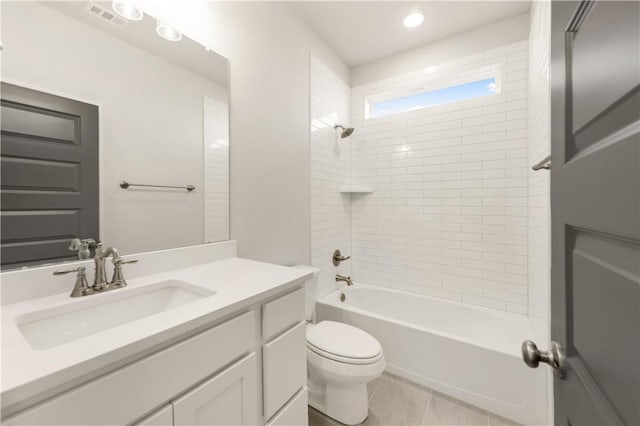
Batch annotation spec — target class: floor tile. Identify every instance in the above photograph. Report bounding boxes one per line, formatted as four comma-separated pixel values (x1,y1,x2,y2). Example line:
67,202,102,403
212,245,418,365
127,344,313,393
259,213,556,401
309,407,339,426
367,375,383,400
308,373,523,426
422,392,488,426
363,373,431,426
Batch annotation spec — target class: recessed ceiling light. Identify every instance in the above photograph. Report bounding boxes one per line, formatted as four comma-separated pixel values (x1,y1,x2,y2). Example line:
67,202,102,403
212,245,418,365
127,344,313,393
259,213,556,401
112,1,143,21
403,11,424,28
424,66,438,74
156,20,182,42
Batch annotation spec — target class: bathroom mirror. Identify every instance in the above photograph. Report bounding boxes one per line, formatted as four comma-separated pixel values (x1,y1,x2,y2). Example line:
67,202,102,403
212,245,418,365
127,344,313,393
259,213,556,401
0,1,229,270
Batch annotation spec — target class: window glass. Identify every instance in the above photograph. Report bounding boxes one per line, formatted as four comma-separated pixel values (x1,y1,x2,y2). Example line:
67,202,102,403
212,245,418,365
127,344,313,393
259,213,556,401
370,77,497,118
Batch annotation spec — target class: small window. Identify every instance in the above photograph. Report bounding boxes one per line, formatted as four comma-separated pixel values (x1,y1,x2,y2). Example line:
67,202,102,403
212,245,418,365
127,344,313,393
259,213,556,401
368,77,497,119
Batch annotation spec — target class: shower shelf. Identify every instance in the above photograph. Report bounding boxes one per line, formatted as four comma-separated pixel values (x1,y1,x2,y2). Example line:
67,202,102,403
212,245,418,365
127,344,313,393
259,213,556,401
339,185,373,194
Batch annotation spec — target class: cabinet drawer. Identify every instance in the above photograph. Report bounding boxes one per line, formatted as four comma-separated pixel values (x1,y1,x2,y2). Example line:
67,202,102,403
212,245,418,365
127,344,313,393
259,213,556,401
5,311,256,425
173,354,258,426
263,322,306,420
262,287,305,340
266,388,308,426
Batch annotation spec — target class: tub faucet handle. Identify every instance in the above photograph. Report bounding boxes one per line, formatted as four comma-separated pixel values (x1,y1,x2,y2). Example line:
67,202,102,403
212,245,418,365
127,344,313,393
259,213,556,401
332,249,351,266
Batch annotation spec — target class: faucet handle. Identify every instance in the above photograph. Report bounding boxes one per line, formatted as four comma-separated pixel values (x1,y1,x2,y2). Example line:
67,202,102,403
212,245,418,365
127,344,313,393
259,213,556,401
53,266,85,275
110,258,138,288
54,267,92,297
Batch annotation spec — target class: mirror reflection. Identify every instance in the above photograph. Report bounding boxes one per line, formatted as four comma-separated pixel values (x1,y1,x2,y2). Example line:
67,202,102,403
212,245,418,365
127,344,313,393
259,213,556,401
1,1,230,270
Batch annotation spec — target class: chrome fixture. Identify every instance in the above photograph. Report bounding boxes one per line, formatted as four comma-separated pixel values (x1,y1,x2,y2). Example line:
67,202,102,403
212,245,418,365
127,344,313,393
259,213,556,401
120,180,196,192
332,249,351,266
334,124,355,139
157,20,182,42
68,238,97,260
54,243,138,297
93,244,121,291
532,155,551,171
522,340,566,378
336,274,354,286
54,267,92,298
112,1,144,21
111,258,139,287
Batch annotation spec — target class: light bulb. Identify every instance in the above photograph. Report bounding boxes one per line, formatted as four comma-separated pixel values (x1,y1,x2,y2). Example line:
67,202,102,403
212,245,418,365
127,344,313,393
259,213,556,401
156,20,182,42
112,1,143,21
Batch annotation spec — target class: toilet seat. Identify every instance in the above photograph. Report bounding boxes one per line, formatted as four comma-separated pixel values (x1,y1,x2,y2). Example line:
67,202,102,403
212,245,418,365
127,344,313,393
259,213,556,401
306,321,382,365
307,343,384,365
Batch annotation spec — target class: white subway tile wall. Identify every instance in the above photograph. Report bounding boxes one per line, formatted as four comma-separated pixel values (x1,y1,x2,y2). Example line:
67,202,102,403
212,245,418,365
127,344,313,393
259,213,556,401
310,55,352,298
528,2,551,342
204,96,230,243
349,41,530,313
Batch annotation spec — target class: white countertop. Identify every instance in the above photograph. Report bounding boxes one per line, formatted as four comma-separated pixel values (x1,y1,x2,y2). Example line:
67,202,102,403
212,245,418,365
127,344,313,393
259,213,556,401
1,256,311,416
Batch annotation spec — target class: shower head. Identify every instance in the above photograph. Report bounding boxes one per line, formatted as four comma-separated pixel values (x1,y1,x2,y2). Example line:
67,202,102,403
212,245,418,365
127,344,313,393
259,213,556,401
334,124,355,139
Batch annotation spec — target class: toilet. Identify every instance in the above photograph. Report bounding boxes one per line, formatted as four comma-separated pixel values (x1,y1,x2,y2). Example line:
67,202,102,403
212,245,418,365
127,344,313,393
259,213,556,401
295,266,385,425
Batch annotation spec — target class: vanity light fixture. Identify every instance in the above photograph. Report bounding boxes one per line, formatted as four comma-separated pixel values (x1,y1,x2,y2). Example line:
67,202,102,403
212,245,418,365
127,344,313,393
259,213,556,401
112,0,144,21
403,11,424,28
156,20,183,42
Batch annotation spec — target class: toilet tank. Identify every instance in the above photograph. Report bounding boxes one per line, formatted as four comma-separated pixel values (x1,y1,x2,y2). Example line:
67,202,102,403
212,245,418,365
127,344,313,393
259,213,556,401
292,265,320,322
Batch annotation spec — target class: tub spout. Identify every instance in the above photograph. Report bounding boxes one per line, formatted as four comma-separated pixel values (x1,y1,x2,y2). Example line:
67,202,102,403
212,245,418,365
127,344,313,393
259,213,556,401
336,274,353,286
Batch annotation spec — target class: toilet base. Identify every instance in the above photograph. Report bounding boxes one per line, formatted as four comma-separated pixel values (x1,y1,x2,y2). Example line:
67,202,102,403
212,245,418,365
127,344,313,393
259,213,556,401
309,382,369,425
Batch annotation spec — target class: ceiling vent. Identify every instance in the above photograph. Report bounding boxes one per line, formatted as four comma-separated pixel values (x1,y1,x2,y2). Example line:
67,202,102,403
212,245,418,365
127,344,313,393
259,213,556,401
85,2,128,28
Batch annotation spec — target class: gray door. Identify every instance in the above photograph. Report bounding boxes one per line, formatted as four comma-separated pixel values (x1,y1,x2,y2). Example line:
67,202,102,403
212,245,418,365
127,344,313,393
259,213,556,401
1,83,99,268
551,1,639,425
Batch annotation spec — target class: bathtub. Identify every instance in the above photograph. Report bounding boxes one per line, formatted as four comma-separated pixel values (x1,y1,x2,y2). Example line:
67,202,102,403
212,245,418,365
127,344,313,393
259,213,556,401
316,284,547,425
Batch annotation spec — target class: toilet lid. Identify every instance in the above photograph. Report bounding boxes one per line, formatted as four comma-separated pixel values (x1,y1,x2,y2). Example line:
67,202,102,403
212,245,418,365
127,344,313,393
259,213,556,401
307,321,382,360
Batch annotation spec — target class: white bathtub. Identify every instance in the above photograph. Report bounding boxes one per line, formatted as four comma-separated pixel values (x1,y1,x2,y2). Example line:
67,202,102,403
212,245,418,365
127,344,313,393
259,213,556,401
316,284,547,425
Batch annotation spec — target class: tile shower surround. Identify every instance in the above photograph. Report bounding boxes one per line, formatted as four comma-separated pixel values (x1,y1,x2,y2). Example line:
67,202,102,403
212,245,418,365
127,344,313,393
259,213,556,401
310,55,352,300
349,41,530,314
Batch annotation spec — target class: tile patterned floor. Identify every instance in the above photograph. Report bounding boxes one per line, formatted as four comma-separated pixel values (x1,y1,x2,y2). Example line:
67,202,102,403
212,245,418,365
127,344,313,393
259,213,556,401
308,373,522,426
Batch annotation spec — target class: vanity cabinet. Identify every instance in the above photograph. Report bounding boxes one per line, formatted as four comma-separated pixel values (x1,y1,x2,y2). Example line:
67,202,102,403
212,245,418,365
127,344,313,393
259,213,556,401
135,405,173,426
173,354,258,426
263,322,306,419
4,286,308,426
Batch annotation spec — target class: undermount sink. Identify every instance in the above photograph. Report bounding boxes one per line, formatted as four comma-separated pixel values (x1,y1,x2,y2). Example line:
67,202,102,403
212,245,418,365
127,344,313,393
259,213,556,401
16,280,215,350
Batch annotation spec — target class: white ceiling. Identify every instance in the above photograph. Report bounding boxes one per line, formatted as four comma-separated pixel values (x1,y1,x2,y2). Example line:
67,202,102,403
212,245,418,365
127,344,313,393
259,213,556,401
45,1,229,86
288,1,531,67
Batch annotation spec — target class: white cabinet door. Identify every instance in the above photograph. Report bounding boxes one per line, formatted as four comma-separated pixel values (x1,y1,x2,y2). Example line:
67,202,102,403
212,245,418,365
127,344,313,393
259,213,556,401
173,354,258,426
262,322,306,420
266,388,308,426
134,405,173,426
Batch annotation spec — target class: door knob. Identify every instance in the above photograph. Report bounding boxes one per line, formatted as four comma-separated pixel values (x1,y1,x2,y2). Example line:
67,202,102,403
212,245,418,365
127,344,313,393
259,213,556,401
522,340,566,378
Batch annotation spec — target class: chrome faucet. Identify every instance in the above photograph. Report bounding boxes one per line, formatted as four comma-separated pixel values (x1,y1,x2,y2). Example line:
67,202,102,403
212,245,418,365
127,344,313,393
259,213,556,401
53,241,138,297
93,244,121,291
336,274,353,286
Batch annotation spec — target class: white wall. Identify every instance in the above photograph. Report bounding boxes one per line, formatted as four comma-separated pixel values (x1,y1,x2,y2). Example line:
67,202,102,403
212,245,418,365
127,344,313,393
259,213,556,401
352,14,530,87
145,0,351,266
349,39,530,313
203,2,350,265
1,2,227,255
527,0,552,345
528,1,552,422
310,55,352,299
